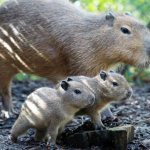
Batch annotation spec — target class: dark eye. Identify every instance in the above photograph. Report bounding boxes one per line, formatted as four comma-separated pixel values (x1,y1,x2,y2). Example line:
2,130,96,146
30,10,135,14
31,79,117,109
74,89,81,94
121,27,131,34
112,82,118,87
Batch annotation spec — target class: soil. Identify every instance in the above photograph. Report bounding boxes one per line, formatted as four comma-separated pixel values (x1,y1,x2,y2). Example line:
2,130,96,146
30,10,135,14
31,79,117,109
0,79,150,150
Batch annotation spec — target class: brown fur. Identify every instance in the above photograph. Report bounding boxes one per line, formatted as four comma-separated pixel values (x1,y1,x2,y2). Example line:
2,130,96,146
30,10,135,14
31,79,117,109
10,80,95,144
68,71,132,128
0,0,149,117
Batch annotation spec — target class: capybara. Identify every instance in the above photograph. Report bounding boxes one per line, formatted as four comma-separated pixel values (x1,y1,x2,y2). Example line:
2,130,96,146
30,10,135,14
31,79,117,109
10,80,95,144
68,70,132,128
0,0,149,117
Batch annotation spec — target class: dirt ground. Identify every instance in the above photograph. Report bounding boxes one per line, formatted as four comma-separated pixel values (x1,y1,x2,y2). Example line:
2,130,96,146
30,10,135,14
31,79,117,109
0,79,150,150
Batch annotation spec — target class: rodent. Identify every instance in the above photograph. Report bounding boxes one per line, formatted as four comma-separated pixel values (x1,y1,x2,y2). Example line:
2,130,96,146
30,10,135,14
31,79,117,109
10,80,95,144
67,70,132,128
0,0,149,118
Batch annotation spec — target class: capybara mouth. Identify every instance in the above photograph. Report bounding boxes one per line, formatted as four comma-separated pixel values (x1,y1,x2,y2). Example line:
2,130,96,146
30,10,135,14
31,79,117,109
138,61,150,69
121,90,132,101
145,61,150,68
87,98,95,107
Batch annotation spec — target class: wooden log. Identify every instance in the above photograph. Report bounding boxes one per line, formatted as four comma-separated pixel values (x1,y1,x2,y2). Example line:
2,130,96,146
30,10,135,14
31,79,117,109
63,125,134,150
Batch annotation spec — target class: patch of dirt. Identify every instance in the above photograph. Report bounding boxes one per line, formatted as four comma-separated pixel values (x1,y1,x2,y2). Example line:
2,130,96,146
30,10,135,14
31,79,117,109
0,79,150,150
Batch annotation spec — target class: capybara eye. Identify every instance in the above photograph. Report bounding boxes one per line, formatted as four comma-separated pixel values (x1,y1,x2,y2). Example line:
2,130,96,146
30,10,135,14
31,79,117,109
121,27,131,34
112,82,118,87
109,70,114,73
67,77,73,81
74,89,81,94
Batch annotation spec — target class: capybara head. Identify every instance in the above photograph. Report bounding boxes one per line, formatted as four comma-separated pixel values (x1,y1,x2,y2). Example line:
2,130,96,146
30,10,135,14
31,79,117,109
95,12,150,68
59,80,95,108
98,70,132,102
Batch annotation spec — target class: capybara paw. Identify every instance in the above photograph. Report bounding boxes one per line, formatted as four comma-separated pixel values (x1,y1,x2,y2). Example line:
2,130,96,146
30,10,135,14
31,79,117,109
8,135,17,143
1,110,10,119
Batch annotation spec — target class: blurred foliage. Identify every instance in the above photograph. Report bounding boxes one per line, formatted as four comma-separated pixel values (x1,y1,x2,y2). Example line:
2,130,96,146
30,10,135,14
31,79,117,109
74,0,150,24
0,0,150,84
15,73,42,81
0,0,5,5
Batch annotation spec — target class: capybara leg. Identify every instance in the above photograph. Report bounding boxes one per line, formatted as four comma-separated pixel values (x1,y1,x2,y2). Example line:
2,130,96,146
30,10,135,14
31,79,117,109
89,112,106,130
46,126,59,145
35,129,48,141
101,106,115,120
0,70,15,118
10,116,31,143
0,77,13,118
58,125,65,136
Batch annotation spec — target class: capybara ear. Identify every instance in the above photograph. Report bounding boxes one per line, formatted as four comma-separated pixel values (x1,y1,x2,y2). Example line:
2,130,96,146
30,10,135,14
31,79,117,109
100,70,108,81
61,81,69,91
106,11,115,21
109,70,114,73
106,11,115,26
67,77,73,81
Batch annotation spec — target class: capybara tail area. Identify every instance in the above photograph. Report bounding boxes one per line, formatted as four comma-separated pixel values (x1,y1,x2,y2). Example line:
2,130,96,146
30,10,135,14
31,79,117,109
10,115,31,142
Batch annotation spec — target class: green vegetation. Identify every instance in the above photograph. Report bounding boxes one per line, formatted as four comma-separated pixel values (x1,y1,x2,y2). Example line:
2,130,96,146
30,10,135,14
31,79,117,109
0,0,5,5
75,0,150,24
15,73,42,81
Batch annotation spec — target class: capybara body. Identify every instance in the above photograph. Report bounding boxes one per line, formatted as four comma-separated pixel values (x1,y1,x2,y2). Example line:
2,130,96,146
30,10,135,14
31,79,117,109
0,0,150,117
68,71,132,128
10,80,95,144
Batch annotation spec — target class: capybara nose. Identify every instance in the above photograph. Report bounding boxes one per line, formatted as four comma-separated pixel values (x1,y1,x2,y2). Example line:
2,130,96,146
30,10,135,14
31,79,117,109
147,46,150,56
89,96,95,106
145,39,150,56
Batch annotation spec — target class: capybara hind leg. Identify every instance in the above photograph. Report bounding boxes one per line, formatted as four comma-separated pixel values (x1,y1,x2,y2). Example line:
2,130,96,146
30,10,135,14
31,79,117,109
90,112,106,130
0,79,13,118
10,116,31,143
34,129,47,141
0,71,16,118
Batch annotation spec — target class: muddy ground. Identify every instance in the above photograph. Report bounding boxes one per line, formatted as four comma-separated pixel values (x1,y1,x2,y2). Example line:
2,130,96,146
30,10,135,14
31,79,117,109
0,79,150,150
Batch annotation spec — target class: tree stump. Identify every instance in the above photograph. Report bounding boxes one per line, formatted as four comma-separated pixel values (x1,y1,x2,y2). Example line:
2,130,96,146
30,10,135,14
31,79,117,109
63,125,134,150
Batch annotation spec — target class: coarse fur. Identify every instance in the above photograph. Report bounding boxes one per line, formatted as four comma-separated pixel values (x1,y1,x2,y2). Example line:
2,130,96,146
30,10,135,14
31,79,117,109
67,71,132,128
10,80,95,144
0,0,149,117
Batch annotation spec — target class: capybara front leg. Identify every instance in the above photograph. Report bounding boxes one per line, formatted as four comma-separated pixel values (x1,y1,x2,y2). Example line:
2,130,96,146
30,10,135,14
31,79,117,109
101,106,115,120
90,112,106,130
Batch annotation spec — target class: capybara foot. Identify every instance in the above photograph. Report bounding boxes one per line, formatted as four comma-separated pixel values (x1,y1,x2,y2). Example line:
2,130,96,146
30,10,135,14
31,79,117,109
1,109,18,119
9,134,17,143
1,110,10,119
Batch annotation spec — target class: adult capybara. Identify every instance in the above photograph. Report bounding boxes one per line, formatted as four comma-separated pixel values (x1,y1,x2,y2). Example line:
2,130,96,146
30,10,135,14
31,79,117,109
0,0,149,117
